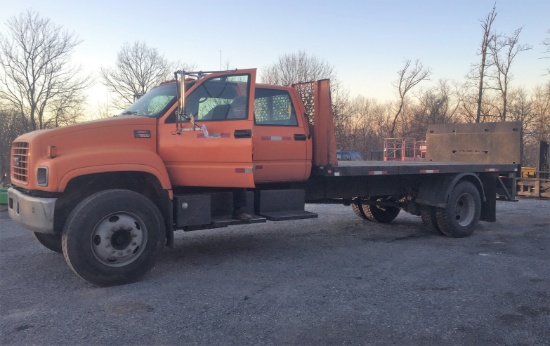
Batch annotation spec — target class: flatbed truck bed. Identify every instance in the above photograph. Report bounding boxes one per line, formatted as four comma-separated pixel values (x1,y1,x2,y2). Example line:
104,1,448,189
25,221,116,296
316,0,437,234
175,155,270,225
317,160,518,176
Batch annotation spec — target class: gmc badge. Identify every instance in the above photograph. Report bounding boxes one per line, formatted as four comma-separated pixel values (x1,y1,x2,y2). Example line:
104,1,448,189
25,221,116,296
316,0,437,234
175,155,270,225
134,130,151,138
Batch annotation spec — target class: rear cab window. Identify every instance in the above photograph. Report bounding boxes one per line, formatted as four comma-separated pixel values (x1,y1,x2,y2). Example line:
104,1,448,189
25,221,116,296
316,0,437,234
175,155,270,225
254,88,298,126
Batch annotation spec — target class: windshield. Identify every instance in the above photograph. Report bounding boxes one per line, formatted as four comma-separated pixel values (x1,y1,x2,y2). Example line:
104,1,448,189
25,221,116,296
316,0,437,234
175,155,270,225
120,83,177,118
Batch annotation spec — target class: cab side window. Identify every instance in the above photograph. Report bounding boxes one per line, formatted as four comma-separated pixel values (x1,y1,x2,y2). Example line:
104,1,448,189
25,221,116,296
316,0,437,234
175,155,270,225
254,88,298,126
189,85,233,121
182,74,250,121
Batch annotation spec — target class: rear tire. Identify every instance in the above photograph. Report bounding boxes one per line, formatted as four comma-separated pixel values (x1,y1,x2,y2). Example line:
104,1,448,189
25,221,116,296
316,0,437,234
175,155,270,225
353,197,400,223
33,232,62,253
62,189,165,286
420,206,443,235
351,200,369,219
436,181,481,238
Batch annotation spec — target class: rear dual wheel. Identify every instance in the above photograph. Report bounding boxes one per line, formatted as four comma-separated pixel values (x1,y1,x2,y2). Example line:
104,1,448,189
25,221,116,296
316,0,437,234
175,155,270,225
351,201,368,219
352,197,400,223
435,181,481,238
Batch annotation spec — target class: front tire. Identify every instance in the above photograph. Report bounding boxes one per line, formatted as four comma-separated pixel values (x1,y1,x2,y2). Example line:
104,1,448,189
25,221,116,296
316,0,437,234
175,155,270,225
436,181,481,238
62,189,165,286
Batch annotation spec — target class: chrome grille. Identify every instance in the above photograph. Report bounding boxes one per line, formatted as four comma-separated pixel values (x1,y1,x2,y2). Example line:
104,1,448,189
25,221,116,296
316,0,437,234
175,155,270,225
12,141,29,183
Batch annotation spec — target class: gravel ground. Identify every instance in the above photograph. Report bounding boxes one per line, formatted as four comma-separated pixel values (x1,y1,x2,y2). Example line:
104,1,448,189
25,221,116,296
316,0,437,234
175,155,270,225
1,198,549,345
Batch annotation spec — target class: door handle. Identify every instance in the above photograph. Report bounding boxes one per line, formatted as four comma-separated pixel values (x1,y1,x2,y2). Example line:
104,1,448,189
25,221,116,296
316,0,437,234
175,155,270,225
294,134,307,141
234,129,252,138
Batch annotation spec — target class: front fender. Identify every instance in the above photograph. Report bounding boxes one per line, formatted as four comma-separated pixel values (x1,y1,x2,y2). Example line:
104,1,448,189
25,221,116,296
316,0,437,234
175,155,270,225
55,149,172,192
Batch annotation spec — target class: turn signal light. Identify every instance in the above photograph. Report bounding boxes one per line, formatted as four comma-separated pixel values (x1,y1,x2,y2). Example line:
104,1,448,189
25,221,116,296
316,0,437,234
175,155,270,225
48,145,57,158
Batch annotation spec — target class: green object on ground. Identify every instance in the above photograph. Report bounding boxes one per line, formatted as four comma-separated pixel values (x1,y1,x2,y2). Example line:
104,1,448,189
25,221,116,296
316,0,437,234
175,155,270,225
0,187,7,205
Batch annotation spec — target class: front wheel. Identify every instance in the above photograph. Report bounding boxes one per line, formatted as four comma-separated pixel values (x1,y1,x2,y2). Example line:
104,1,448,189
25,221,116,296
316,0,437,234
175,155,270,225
62,189,165,286
435,181,481,238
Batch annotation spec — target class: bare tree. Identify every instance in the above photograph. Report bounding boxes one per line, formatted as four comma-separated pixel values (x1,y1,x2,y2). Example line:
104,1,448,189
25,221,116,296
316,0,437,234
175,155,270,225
261,50,348,142
541,29,550,75
522,82,550,166
489,27,532,121
531,82,550,142
406,80,459,139
390,59,432,137
507,88,534,125
44,89,87,128
455,81,477,123
0,9,91,131
0,107,26,179
344,96,392,159
473,4,498,123
261,50,337,85
101,41,182,109
455,80,500,123
89,102,115,120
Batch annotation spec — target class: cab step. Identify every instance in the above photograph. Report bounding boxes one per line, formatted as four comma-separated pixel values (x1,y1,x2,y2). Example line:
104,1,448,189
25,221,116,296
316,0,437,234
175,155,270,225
259,210,317,221
256,189,318,221
211,215,266,227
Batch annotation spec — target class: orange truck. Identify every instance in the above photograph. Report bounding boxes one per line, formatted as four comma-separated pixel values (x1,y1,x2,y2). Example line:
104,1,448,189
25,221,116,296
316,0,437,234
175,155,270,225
7,69,519,286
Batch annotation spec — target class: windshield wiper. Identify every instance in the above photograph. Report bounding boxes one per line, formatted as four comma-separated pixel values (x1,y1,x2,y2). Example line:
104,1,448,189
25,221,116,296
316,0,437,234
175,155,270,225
119,111,138,116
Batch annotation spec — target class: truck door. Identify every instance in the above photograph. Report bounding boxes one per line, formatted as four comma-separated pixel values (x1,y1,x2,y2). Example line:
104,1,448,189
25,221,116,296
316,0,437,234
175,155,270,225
158,70,256,188
252,87,311,183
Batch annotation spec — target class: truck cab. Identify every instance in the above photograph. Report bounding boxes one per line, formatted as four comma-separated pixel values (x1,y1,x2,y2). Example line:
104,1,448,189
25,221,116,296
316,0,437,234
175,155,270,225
153,69,312,187
7,68,318,286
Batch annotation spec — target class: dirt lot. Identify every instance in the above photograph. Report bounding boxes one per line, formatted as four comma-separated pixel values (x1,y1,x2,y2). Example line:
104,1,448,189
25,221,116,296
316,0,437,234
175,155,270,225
1,198,549,345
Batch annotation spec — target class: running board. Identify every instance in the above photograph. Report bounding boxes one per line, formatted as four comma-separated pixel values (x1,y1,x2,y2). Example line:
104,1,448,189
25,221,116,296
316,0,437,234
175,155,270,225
211,215,266,227
260,210,318,221
256,189,318,221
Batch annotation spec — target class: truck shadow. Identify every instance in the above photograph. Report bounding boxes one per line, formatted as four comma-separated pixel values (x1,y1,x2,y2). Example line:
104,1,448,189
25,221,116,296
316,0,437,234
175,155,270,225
156,215,438,266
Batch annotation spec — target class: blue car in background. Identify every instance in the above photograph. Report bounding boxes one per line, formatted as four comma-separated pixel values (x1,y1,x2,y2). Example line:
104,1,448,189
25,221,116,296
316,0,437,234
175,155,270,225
337,150,363,161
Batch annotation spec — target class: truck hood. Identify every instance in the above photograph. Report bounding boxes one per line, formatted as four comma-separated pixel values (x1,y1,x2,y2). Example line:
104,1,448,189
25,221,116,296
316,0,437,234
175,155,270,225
16,116,157,142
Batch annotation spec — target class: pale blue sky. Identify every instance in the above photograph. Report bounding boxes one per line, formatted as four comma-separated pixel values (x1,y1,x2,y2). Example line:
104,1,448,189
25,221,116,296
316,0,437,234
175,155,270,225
1,0,549,111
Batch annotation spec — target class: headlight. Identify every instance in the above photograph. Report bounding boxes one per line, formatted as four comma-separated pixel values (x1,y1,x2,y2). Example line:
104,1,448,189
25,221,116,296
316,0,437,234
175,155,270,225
37,167,48,187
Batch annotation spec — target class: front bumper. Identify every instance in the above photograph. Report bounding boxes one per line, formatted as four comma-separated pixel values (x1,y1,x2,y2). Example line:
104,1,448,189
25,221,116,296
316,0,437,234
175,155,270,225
8,188,57,234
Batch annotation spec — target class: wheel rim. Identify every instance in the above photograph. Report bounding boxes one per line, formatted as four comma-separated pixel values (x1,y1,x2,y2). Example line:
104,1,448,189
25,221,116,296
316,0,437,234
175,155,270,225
454,193,475,226
91,212,148,267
